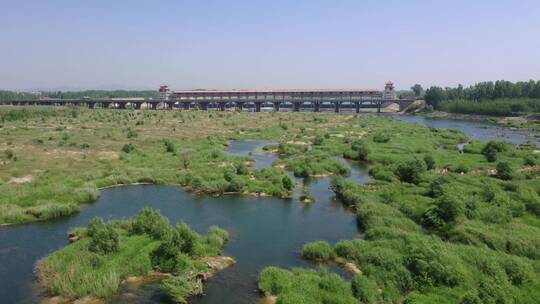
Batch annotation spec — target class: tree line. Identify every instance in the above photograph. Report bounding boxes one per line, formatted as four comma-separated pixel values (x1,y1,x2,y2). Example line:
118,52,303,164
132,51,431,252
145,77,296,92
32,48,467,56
0,90,157,103
423,80,540,109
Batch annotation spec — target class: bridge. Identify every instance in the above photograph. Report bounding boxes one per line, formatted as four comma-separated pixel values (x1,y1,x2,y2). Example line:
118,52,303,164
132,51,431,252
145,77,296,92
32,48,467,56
10,88,414,112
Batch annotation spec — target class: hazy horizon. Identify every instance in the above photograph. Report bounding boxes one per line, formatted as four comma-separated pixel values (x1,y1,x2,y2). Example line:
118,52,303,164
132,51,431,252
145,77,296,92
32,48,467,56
2,0,540,92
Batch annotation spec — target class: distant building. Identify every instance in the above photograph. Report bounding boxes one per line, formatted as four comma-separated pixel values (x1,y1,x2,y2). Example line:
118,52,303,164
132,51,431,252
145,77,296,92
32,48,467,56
158,85,170,101
383,81,397,100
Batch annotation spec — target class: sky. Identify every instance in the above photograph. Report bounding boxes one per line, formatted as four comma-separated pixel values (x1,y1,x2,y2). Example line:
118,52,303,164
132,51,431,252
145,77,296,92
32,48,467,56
1,0,540,91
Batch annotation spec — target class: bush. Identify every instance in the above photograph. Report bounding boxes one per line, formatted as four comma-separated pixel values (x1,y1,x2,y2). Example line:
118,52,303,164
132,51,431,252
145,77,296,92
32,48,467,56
523,154,537,166
368,165,395,182
373,133,390,143
422,194,462,230
126,128,138,138
351,139,369,161
481,141,508,162
3,149,14,159
351,274,380,303
161,274,202,304
424,155,436,170
164,139,176,154
282,176,294,191
235,162,249,175
395,159,426,184
151,225,196,272
258,267,293,295
302,241,335,261
313,134,325,145
131,208,172,239
87,217,119,254
429,176,448,198
496,162,513,180
121,143,135,153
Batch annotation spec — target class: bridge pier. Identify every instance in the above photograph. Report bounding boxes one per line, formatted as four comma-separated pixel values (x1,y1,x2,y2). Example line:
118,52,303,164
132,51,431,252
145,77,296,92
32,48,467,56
181,102,190,110
334,101,341,113
377,100,381,113
117,102,126,110
236,101,245,111
254,102,262,112
199,101,208,110
355,102,360,113
149,102,159,110
218,102,226,111
87,102,96,109
133,102,142,110
273,101,281,112
313,102,321,112
166,102,175,109
100,102,110,109
293,101,302,112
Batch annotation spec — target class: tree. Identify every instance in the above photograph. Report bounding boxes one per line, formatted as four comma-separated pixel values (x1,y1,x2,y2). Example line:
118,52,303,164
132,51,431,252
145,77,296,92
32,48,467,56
424,86,448,108
411,84,423,97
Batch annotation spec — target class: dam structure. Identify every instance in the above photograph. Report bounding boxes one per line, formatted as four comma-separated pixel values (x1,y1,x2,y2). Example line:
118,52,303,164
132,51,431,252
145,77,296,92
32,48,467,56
11,82,414,112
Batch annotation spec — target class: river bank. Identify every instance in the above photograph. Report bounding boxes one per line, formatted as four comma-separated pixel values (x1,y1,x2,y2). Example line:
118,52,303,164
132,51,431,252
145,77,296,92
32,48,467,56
414,110,540,132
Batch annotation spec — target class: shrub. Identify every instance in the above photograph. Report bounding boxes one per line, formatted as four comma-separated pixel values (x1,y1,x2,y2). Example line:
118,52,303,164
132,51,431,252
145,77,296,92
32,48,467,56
313,134,325,145
302,241,335,261
351,139,369,161
235,162,249,175
164,139,176,154
449,163,469,174
87,217,119,254
368,165,395,182
161,273,202,304
282,176,294,191
422,194,462,230
496,162,513,180
429,176,448,198
523,154,537,166
481,141,508,162
424,155,436,170
131,208,171,239
373,133,390,143
4,149,15,159
395,159,426,184
151,227,193,272
258,267,293,295
121,143,135,153
460,290,481,304
351,274,379,303
126,128,138,138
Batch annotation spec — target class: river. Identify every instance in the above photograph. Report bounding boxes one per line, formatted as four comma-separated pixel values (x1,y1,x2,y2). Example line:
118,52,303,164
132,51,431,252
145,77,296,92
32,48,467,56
0,116,537,304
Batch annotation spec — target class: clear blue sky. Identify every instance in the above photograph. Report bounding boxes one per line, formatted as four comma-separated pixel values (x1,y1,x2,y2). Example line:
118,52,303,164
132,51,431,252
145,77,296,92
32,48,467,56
1,0,539,91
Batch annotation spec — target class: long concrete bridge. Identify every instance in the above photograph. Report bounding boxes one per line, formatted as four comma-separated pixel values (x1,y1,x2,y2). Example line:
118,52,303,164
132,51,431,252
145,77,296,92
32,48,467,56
11,88,414,112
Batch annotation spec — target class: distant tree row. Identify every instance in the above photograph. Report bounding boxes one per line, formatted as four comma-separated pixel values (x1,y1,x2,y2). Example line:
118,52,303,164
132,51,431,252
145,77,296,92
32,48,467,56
0,90,40,103
424,80,540,108
0,90,157,103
